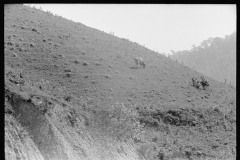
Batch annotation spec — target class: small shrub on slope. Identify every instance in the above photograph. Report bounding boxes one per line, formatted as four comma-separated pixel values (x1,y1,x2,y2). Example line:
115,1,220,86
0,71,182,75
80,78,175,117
191,77,209,90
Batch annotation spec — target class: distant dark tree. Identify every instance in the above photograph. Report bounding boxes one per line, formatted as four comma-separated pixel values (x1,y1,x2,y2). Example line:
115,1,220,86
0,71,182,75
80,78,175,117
191,44,197,52
162,52,167,57
200,76,209,90
191,77,209,90
170,50,175,55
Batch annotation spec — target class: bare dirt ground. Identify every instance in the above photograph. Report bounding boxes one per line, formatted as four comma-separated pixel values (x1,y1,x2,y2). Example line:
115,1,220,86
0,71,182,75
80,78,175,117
4,4,236,160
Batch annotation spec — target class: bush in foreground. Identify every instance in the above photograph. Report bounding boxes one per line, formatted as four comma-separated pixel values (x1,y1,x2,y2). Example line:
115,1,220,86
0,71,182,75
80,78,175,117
91,103,145,143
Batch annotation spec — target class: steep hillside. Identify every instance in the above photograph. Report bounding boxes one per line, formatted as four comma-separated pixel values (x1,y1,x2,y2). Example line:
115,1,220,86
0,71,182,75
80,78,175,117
5,4,236,160
169,32,236,87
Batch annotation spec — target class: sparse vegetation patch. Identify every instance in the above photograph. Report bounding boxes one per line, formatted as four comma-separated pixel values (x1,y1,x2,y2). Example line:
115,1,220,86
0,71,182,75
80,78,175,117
91,103,145,143
191,76,209,90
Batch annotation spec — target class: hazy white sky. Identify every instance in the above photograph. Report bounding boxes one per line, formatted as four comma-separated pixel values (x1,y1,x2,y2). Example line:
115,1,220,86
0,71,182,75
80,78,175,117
26,4,236,55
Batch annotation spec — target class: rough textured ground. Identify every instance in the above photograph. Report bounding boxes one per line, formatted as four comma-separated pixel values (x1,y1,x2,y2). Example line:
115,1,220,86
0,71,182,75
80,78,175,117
5,4,236,160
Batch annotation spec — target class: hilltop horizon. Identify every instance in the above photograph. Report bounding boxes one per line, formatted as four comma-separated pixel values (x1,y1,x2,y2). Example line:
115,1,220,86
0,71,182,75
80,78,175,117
24,4,236,55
